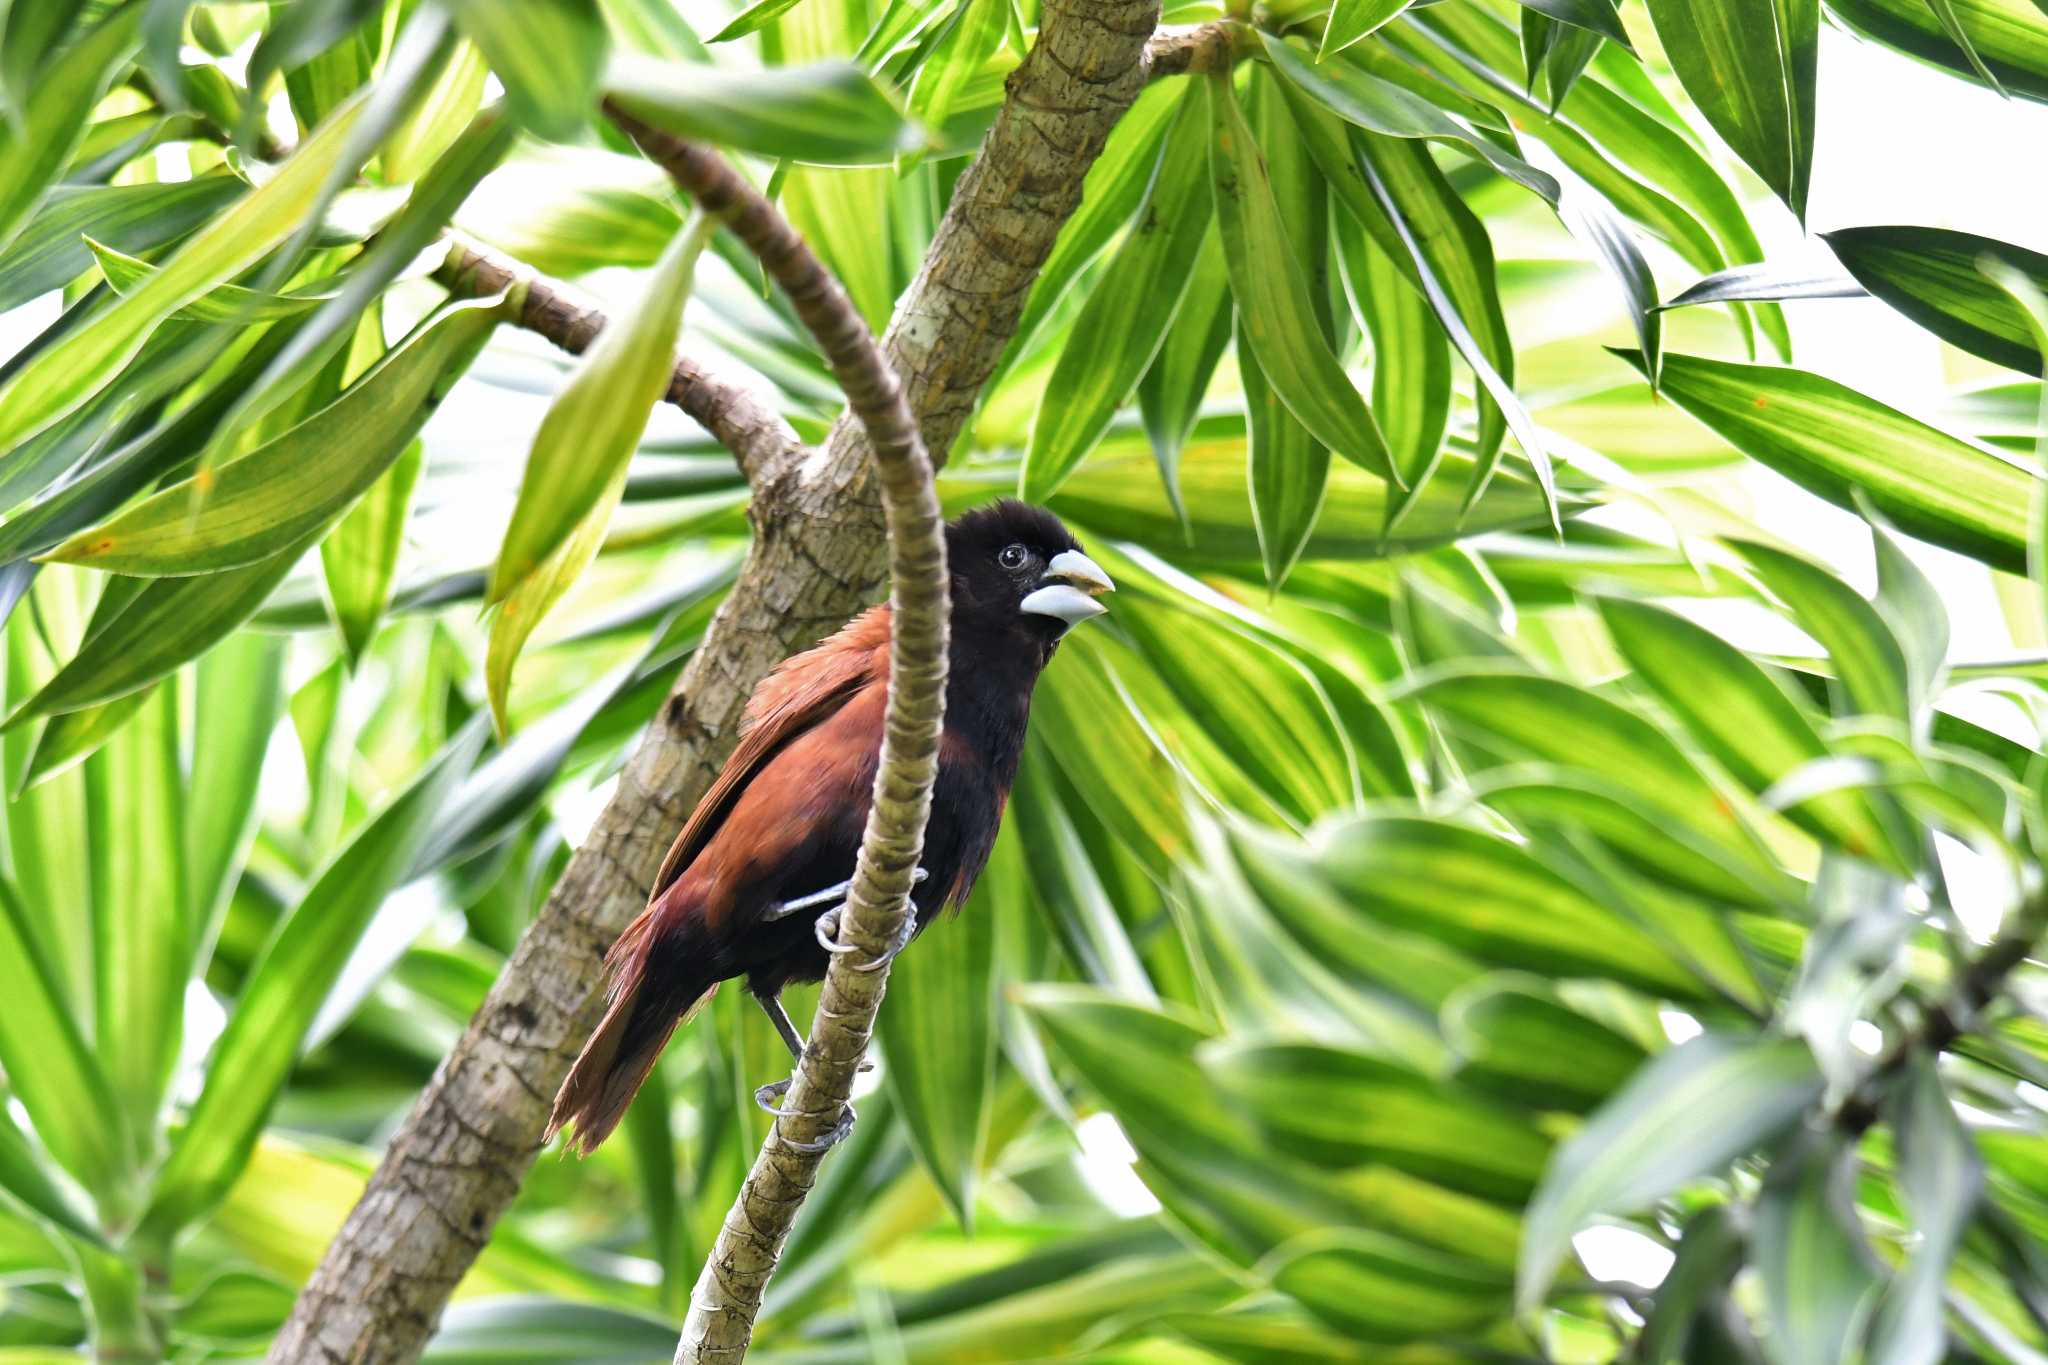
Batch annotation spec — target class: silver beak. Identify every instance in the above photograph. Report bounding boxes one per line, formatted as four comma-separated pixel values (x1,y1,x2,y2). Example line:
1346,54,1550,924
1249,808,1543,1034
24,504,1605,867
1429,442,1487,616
1020,550,1115,626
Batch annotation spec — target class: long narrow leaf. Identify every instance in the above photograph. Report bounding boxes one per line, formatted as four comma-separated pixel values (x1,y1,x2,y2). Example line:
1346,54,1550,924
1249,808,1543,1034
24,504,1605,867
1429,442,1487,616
141,722,487,1240
0,92,373,454
1623,349,2036,574
1208,73,1396,484
489,218,706,601
1022,82,1210,502
48,296,503,576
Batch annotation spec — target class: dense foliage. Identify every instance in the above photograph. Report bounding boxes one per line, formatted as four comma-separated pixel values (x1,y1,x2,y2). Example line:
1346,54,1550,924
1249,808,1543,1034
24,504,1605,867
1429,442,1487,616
1,0,2047,1360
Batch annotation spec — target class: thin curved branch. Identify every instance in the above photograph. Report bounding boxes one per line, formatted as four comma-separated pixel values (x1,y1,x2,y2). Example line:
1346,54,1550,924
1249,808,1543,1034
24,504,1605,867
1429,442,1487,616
605,108,949,1360
269,0,1158,1356
430,234,803,481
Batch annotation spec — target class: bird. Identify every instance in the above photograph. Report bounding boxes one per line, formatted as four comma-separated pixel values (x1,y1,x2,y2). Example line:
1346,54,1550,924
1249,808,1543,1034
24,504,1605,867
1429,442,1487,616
545,500,1114,1155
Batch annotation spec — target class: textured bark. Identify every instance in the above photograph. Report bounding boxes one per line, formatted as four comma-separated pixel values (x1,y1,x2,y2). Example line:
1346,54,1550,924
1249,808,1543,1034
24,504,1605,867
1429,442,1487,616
269,3,1160,1360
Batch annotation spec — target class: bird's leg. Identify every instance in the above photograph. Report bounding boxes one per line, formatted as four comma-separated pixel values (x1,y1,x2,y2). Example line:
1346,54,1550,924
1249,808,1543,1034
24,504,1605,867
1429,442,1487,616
754,992,807,1063
809,867,927,961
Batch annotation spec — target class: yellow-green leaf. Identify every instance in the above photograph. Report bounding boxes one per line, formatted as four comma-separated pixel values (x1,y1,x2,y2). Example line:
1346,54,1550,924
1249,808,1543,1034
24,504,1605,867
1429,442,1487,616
489,217,707,602
0,92,373,455
1207,73,1396,484
47,296,501,576
1022,80,1211,502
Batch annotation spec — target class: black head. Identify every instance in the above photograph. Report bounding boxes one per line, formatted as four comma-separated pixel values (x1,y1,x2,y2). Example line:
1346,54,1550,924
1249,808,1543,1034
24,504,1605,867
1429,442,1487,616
945,500,1114,644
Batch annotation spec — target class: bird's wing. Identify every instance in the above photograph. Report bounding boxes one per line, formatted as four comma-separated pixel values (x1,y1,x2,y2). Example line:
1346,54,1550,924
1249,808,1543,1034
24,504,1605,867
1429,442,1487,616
647,605,891,903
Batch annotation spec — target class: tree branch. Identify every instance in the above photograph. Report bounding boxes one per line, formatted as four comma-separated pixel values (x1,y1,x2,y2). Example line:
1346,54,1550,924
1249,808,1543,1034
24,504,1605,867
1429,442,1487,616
603,110,948,1361
1142,20,1244,81
430,234,802,481
270,0,1159,1357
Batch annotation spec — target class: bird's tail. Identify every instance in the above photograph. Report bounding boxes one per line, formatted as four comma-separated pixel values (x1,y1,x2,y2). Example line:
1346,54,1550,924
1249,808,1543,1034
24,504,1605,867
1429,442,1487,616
545,903,717,1156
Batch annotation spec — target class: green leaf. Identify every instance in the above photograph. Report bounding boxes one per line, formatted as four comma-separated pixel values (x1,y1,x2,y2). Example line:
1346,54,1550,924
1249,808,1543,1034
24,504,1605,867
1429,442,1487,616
1443,974,1648,1114
185,632,287,972
1511,0,1632,47
487,465,630,735
20,691,152,797
1023,421,1568,564
0,6,143,258
321,441,423,665
1207,72,1396,484
710,0,808,42
1262,1230,1512,1342
1263,37,1561,201
1241,321,1330,590
1558,179,1662,386
381,38,491,184
1008,758,1154,998
1539,20,1604,113
1824,225,2048,374
1022,82,1210,502
228,104,516,469
85,238,340,323
490,219,705,602
0,1102,103,1247
0,879,128,1200
85,683,186,1136
879,869,998,1229
1864,1058,1981,1365
244,0,379,124
1827,0,2048,101
1641,0,1817,220
1407,667,1788,894
1518,1034,1823,1311
141,722,486,1240
1660,261,1867,308
1341,229,1449,515
1626,349,2036,574
7,550,303,725
1753,1134,1883,1364
47,296,501,576
1306,812,1712,997
1863,500,1950,715
1136,226,1230,525
0,177,243,313
1390,6,1792,358
606,55,920,165
909,0,1006,134
1323,0,1412,55
447,0,607,139
1200,1040,1552,1201
1732,539,1913,727
1597,596,1914,871
1351,131,1548,515
0,92,373,455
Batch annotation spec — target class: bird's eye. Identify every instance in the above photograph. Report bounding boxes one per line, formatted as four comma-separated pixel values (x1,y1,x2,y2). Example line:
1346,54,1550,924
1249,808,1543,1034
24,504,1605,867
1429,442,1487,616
997,544,1028,570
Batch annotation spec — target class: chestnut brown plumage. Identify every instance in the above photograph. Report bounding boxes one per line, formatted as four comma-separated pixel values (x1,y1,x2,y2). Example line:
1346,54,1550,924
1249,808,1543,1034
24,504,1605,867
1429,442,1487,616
546,501,1114,1154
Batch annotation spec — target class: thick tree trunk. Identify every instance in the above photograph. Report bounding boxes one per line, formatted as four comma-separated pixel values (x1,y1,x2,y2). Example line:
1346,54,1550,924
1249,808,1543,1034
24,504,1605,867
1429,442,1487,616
267,3,1163,1360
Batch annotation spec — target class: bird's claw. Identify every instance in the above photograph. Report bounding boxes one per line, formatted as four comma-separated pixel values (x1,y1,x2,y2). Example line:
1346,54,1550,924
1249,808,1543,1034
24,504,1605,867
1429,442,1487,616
778,1103,857,1153
852,905,916,972
813,908,860,957
812,870,923,969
